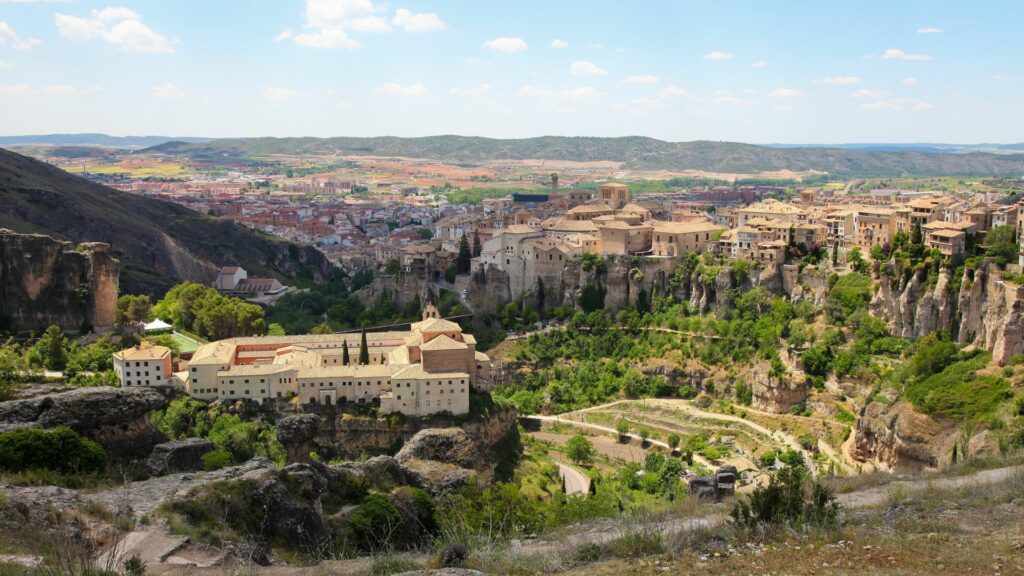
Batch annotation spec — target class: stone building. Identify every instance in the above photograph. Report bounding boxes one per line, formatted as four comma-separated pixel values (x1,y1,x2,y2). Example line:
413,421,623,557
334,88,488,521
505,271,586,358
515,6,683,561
113,342,173,387
115,305,491,417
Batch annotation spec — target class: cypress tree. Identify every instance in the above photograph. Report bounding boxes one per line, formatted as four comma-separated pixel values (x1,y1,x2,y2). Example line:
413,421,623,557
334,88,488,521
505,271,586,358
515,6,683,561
472,232,482,257
456,234,472,274
342,340,350,365
359,327,369,365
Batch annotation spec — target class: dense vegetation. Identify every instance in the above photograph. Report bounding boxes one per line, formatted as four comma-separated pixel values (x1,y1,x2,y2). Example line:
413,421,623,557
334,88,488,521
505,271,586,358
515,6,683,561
153,282,267,340
0,427,106,474
150,397,286,468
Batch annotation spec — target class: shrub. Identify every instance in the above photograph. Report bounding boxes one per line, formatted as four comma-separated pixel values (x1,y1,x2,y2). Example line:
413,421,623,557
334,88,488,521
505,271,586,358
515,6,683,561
348,494,403,552
201,449,232,471
0,427,106,474
437,542,469,568
731,466,840,529
370,555,420,576
572,542,605,563
565,435,595,466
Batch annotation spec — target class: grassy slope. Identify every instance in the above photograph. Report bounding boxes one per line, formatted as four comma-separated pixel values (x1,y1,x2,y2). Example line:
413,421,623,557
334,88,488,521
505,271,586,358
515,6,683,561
146,136,1024,177
0,147,331,296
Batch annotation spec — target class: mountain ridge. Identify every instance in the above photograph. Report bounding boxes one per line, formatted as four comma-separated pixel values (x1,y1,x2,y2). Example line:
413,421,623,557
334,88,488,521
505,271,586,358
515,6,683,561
141,135,1024,177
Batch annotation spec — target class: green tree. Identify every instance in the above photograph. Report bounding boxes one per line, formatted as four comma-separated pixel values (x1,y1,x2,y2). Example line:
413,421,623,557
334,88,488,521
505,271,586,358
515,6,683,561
638,427,651,445
34,325,68,371
385,258,401,275
565,434,595,467
267,323,286,336
456,234,472,275
310,322,332,335
342,339,350,365
359,326,370,365
115,294,152,338
615,419,630,440
667,433,681,452
831,242,839,266
348,494,402,552
984,225,1018,268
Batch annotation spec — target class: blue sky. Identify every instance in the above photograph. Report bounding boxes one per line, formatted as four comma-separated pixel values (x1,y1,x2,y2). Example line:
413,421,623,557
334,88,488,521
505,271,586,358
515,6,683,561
0,0,1021,143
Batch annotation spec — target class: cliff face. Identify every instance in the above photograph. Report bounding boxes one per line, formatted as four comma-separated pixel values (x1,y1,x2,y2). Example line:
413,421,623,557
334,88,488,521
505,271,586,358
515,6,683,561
852,400,957,471
871,260,1024,364
0,229,118,331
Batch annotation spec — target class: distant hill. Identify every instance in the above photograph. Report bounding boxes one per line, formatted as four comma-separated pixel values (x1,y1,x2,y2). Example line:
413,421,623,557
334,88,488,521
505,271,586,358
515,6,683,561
0,133,211,149
144,136,1024,177
0,147,333,296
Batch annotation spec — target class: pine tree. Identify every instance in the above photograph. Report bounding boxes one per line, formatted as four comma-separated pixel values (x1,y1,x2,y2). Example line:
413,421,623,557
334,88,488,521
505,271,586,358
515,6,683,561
472,232,482,257
832,242,839,266
456,234,472,274
359,327,369,365
342,339,350,366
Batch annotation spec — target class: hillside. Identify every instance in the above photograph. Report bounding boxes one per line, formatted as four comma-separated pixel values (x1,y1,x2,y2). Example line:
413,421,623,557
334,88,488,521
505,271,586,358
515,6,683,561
0,133,210,149
145,136,1024,177
0,147,333,296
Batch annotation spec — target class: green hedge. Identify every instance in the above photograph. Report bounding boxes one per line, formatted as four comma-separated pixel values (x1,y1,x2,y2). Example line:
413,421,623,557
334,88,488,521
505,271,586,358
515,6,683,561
0,426,107,473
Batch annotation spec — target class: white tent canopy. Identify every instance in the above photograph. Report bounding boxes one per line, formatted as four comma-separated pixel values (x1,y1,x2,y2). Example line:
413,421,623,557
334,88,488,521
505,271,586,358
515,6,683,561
143,319,173,333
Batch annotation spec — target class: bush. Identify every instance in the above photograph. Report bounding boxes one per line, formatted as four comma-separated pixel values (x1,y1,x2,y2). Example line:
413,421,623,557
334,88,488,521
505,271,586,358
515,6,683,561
0,427,106,474
201,449,232,471
348,494,403,552
731,465,840,529
565,435,595,466
437,542,469,568
370,555,420,576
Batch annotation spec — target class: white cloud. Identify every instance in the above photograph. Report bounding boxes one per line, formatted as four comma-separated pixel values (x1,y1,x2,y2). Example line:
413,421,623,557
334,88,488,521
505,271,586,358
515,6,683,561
449,83,491,97
659,86,687,98
274,29,295,42
992,74,1014,81
517,85,603,101
153,82,186,100
570,60,608,76
630,97,668,110
55,8,174,53
305,0,388,32
703,50,734,61
292,28,360,49
850,88,886,99
917,27,943,34
0,83,34,95
814,76,860,85
625,74,659,84
902,76,920,85
550,38,568,49
0,20,42,51
881,48,932,61
392,8,445,32
769,87,805,98
750,60,768,68
376,82,427,96
483,36,527,53
263,86,297,102
861,98,934,111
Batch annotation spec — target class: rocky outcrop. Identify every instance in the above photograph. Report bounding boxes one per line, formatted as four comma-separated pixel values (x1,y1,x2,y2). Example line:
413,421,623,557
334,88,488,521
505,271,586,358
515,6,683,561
688,465,738,501
872,260,1024,365
276,413,321,463
0,229,118,331
0,386,168,459
146,438,216,476
748,361,807,414
852,400,957,471
395,428,480,493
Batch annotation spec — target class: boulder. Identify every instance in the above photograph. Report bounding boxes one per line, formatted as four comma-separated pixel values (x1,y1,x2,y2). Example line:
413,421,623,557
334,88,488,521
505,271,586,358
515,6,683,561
395,428,480,469
146,438,216,476
688,465,738,501
276,414,321,463
357,455,408,487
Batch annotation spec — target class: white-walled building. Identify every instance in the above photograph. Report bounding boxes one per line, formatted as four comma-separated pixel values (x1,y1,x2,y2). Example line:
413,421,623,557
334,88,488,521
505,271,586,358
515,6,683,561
113,343,174,387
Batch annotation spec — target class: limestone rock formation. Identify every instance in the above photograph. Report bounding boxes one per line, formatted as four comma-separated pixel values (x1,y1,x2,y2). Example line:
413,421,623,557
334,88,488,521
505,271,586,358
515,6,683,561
0,386,168,459
394,428,482,493
0,229,118,331
852,400,955,471
146,437,216,476
276,413,321,463
872,259,1024,365
688,465,738,500
749,360,807,414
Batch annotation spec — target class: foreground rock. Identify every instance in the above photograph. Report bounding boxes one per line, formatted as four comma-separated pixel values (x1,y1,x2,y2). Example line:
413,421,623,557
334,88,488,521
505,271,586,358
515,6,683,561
852,400,956,470
0,386,168,459
688,465,738,501
395,428,481,493
146,437,216,476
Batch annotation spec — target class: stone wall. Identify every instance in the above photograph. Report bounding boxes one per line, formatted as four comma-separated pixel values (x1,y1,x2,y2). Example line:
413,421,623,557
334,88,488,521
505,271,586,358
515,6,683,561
0,229,118,331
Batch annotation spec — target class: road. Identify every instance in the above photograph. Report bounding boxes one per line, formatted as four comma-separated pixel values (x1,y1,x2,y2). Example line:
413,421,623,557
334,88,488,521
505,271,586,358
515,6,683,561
556,462,590,495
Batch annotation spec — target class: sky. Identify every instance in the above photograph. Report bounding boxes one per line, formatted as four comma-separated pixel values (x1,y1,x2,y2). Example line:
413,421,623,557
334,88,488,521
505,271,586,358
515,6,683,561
0,0,1021,143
